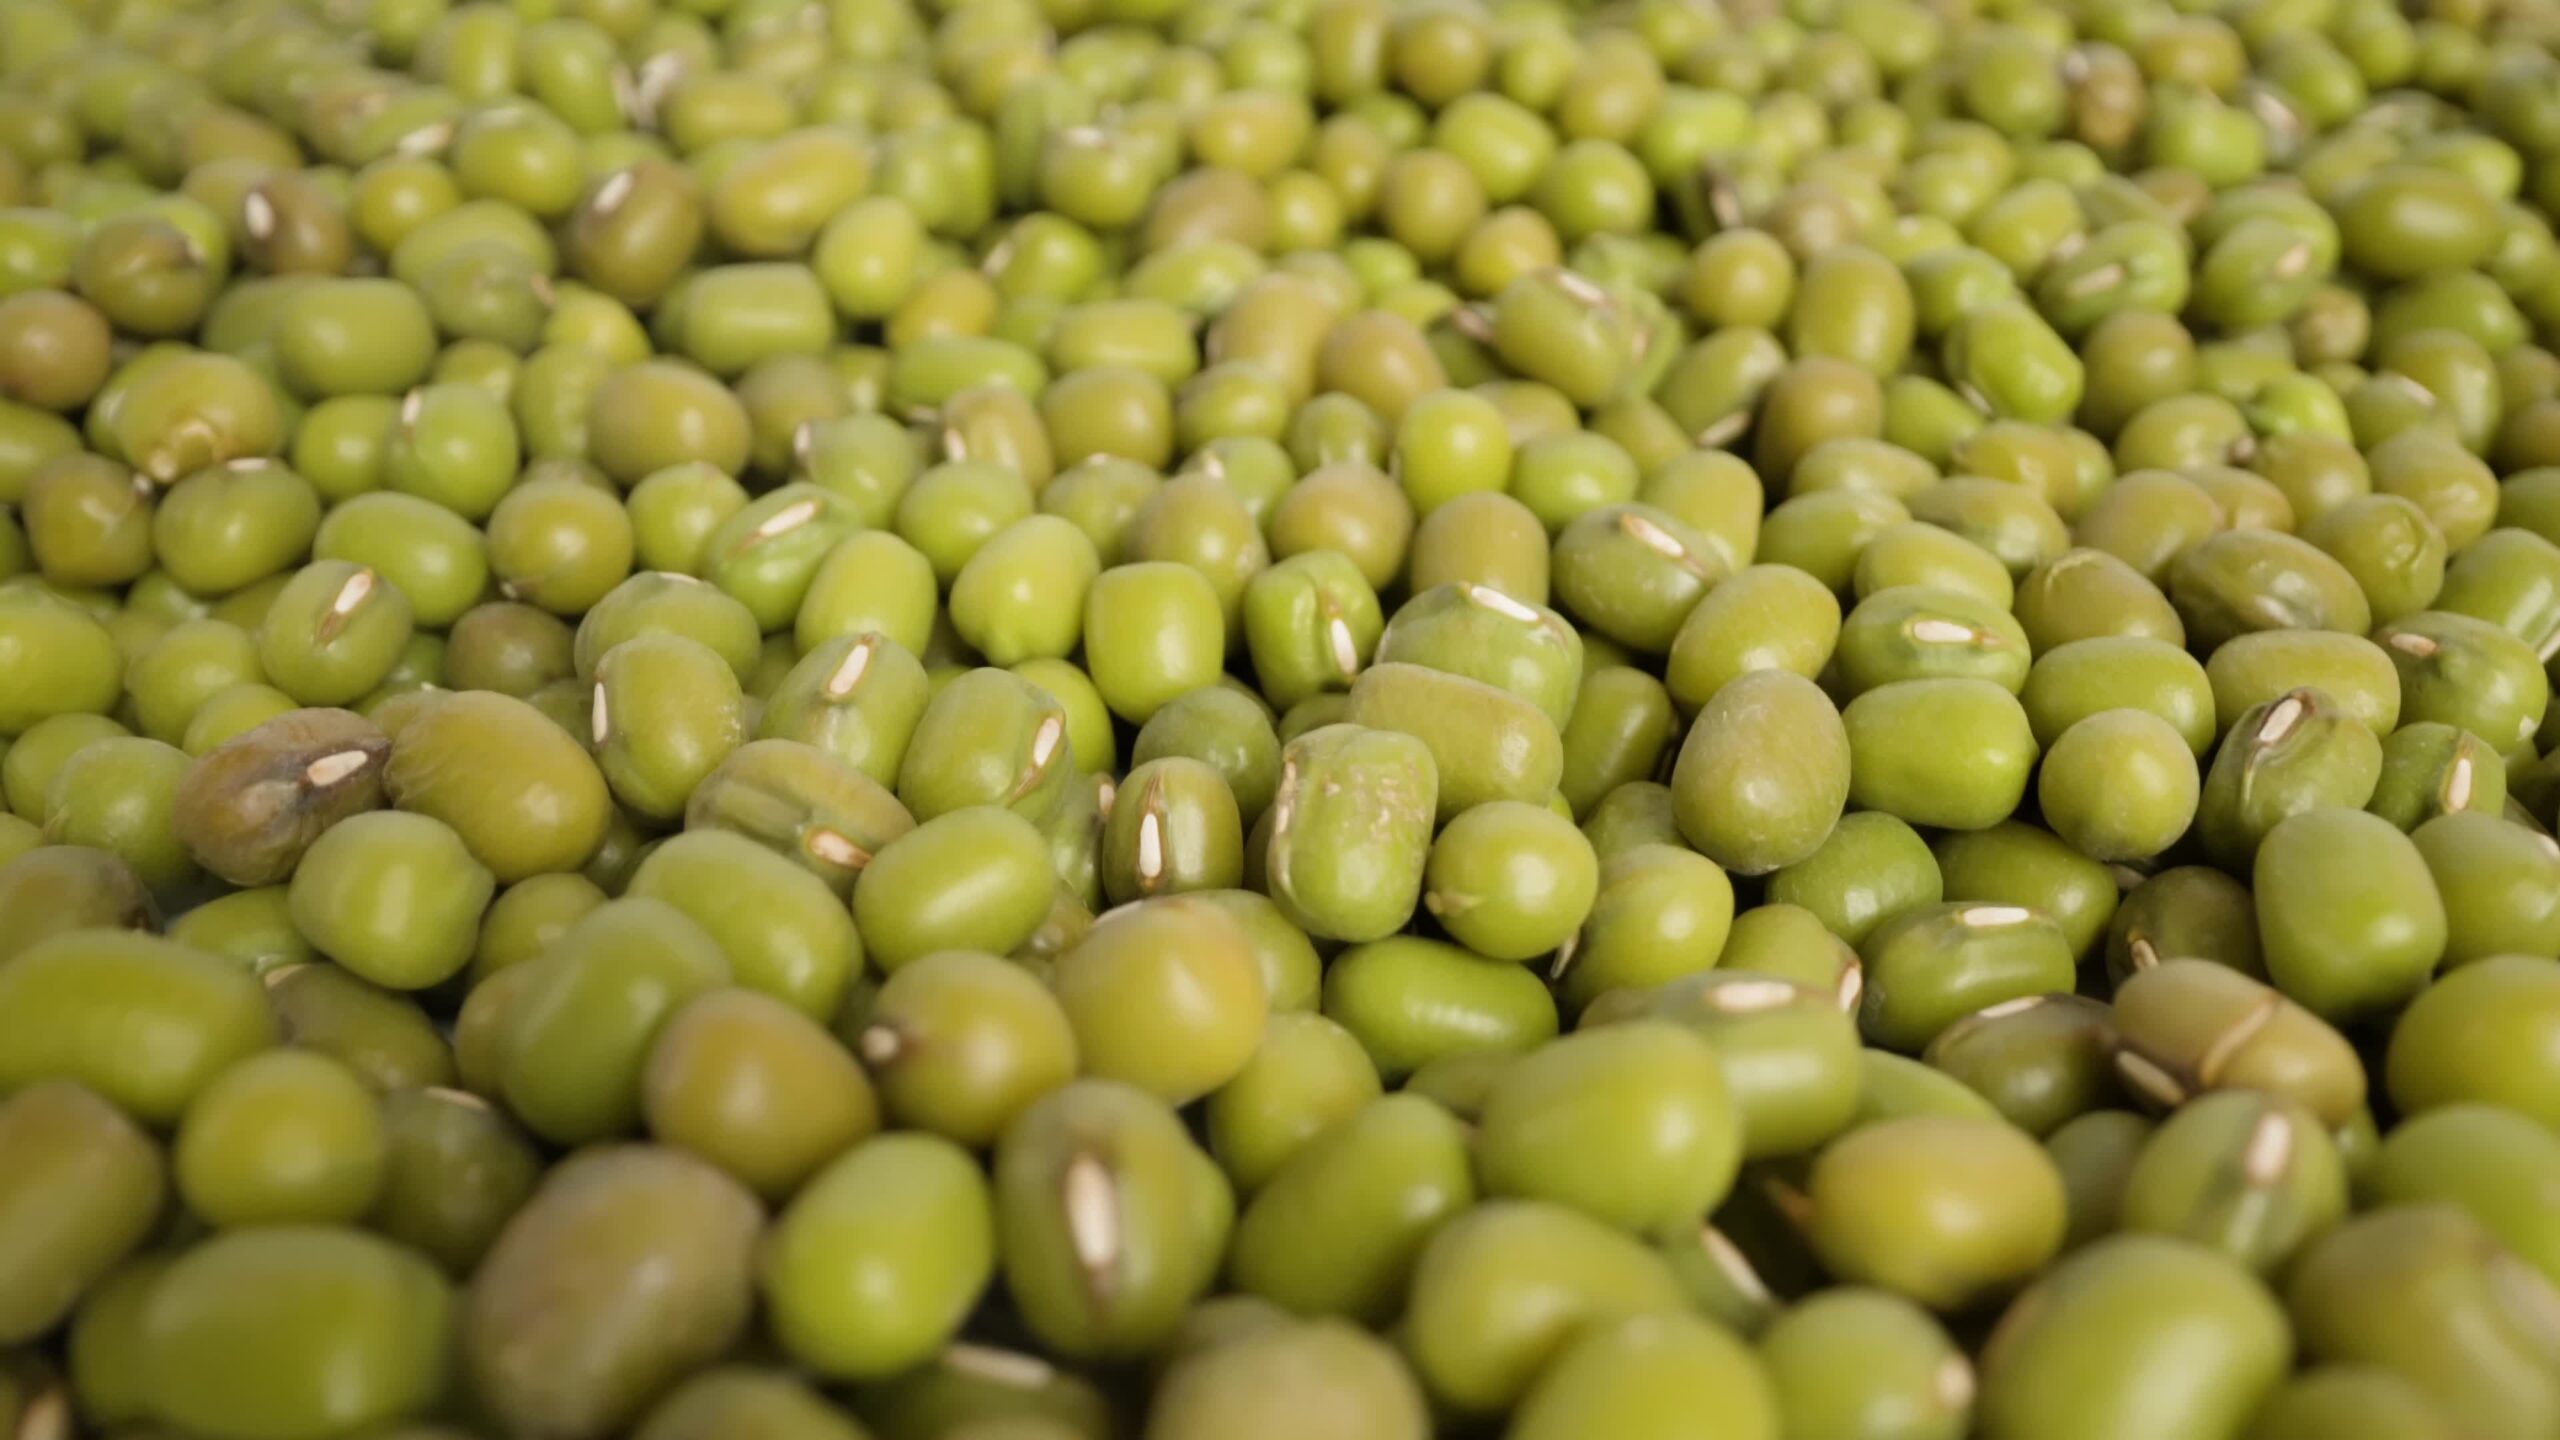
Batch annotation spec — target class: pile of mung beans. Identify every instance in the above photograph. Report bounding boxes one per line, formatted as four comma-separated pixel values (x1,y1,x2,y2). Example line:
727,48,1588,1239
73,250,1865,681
6,0,2560,1431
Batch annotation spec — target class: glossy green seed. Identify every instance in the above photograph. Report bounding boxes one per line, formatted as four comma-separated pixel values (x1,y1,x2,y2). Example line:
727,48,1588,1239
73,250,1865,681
2038,710,2200,862
1843,678,2039,832
1229,1092,1472,1321
1345,661,1561,821
1802,1115,2067,1312
1402,1199,1689,1416
2254,807,2447,1023
1476,1021,1741,1233
0,930,276,1125
1054,896,1267,1105
1859,903,2077,1054
1265,724,1436,943
2117,1090,2347,1274
856,806,1058,974
1977,1235,2291,1440
144,1226,452,1440
2371,1104,2560,1288
0,1080,164,1345
761,1133,995,1380
1422,799,1598,962
993,1079,1226,1362
1207,1012,1384,1196
1322,935,1559,1080
1509,1310,1781,1440
497,900,731,1145
1556,843,1737,1012
463,1146,762,1440
1759,1288,1972,1440
1604,970,1864,1158
1924,994,2120,1139
1670,669,1850,875
2285,1205,2560,1438
174,1049,385,1228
